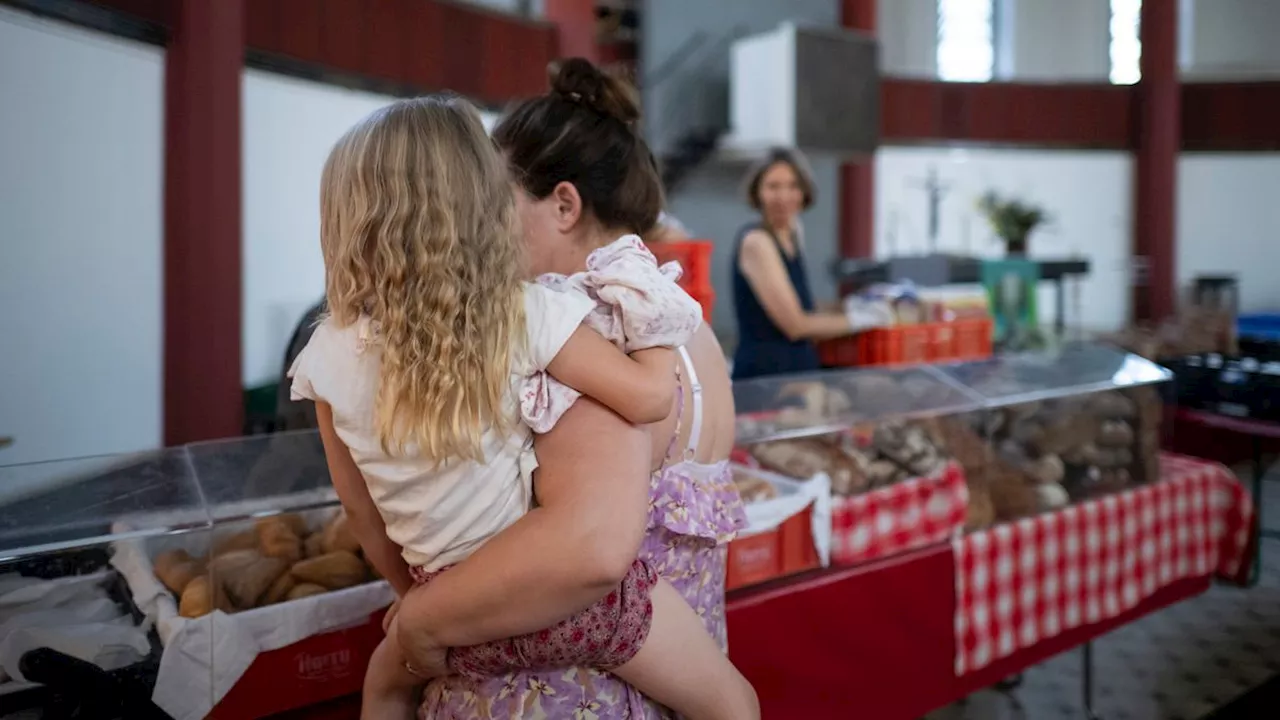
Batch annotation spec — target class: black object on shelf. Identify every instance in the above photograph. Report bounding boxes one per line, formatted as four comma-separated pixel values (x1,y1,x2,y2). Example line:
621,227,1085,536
1165,353,1280,422
0,548,165,719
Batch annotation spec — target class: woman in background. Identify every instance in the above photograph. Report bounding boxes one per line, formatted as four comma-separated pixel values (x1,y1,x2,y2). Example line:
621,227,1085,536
731,147,873,380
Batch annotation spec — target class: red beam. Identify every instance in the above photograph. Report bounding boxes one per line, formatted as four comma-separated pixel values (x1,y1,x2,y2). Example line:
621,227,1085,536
1183,81,1280,151
164,0,245,444
1133,0,1180,322
839,0,876,260
87,0,556,102
544,0,598,62
881,80,1136,149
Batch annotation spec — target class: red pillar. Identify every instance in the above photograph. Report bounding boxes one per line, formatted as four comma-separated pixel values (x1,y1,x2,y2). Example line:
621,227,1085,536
840,0,876,259
164,0,245,444
1133,0,1179,322
544,0,598,61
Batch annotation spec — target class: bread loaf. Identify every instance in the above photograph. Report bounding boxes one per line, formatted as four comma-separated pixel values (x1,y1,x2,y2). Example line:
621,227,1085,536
262,568,297,605
223,556,289,609
211,530,257,556
154,549,204,594
286,583,328,601
321,513,362,555
291,551,367,590
256,517,303,562
179,575,230,618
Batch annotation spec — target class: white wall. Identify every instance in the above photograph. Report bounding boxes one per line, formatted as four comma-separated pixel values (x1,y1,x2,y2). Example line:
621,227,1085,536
875,147,1134,332
242,72,499,387
877,0,936,77
1006,0,1111,81
0,8,164,465
241,71,395,388
1178,155,1280,312
1184,0,1280,78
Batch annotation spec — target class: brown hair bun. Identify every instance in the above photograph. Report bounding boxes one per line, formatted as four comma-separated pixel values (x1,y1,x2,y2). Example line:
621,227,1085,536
550,57,640,126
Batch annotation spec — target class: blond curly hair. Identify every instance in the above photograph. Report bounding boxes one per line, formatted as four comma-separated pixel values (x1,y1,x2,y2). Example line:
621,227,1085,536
320,96,525,462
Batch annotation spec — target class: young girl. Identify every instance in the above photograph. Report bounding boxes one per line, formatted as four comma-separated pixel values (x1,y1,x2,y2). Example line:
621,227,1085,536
290,96,756,719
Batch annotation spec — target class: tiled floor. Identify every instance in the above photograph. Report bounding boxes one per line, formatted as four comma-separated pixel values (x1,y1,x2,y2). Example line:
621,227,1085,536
927,468,1280,720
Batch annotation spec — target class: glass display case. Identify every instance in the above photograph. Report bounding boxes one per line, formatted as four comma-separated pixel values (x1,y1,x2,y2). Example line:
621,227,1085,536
732,342,1173,528
0,341,1172,715
0,430,389,719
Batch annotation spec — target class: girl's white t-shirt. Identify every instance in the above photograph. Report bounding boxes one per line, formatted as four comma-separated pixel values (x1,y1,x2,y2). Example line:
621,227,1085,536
289,283,593,571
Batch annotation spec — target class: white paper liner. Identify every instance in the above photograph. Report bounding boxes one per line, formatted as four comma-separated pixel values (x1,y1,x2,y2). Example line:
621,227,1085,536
110,502,393,720
731,465,833,566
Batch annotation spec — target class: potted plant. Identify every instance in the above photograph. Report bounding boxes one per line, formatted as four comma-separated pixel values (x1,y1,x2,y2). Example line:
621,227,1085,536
977,191,1049,256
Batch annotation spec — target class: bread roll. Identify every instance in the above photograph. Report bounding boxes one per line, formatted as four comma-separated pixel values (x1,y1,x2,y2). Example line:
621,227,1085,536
256,517,303,562
223,556,289,609
321,513,362,555
179,575,230,618
304,532,326,559
154,549,204,594
291,551,367,590
211,530,257,556
262,568,297,605
286,583,328,601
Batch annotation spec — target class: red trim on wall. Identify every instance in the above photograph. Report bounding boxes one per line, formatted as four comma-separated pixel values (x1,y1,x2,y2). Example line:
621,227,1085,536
881,80,1136,149
88,0,557,101
1133,1,1180,322
544,0,598,63
1183,81,1280,152
163,0,245,444
839,0,876,260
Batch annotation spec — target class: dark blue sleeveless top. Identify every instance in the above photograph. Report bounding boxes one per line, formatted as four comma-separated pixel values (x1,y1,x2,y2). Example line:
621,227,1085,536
731,223,821,380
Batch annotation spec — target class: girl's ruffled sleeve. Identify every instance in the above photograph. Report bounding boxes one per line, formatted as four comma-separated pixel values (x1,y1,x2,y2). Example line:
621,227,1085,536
581,236,703,353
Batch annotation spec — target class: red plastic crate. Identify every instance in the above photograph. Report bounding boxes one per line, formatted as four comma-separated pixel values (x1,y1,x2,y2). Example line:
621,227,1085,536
209,609,387,719
726,504,819,591
687,286,715,324
818,318,994,368
646,240,713,294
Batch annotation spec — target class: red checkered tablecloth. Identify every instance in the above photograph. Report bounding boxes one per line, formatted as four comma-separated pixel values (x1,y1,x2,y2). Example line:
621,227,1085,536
833,461,969,565
953,453,1254,676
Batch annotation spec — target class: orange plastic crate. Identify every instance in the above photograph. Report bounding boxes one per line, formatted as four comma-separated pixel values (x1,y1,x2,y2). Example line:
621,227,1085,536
725,503,819,591
686,286,715,323
818,318,994,368
646,240,713,293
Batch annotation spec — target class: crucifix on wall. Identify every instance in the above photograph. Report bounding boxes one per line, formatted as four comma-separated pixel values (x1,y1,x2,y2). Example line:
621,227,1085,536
908,165,952,254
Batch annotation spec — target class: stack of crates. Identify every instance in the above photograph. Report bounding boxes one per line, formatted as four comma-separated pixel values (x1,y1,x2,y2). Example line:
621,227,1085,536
646,240,715,323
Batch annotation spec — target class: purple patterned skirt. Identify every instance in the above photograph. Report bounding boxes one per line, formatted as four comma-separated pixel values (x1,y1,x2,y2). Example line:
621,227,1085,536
418,459,746,719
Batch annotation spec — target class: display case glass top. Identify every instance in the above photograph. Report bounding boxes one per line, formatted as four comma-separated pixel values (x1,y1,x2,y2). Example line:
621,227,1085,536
733,342,1171,445
933,343,1172,405
0,447,204,561
185,430,334,523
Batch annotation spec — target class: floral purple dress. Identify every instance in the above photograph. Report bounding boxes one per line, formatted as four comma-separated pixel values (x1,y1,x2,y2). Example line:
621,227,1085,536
419,237,746,719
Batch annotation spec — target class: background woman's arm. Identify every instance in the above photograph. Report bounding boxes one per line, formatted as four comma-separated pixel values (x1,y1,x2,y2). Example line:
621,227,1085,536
397,396,651,651
738,230,852,341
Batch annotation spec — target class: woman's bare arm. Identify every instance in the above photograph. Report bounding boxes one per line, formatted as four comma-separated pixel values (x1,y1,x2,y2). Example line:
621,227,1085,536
397,396,651,652
315,401,415,596
738,229,852,341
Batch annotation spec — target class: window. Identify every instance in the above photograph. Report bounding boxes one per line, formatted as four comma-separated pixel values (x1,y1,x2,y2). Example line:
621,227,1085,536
937,0,995,82
1109,0,1142,84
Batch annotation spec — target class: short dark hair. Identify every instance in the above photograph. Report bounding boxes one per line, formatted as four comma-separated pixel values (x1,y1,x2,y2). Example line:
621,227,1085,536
493,58,664,236
743,147,817,211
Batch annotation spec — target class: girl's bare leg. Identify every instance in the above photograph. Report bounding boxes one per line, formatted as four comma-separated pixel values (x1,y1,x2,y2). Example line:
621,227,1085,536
610,579,760,720
362,635,422,720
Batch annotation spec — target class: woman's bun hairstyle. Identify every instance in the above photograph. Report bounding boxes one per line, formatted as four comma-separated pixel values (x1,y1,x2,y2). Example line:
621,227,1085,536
494,58,663,236
549,58,641,127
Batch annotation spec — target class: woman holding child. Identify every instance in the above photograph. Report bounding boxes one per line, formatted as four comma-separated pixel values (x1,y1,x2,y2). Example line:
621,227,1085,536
292,57,754,719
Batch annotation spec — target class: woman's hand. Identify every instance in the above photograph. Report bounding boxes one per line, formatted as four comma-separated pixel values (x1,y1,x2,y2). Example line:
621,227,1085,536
394,609,450,678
